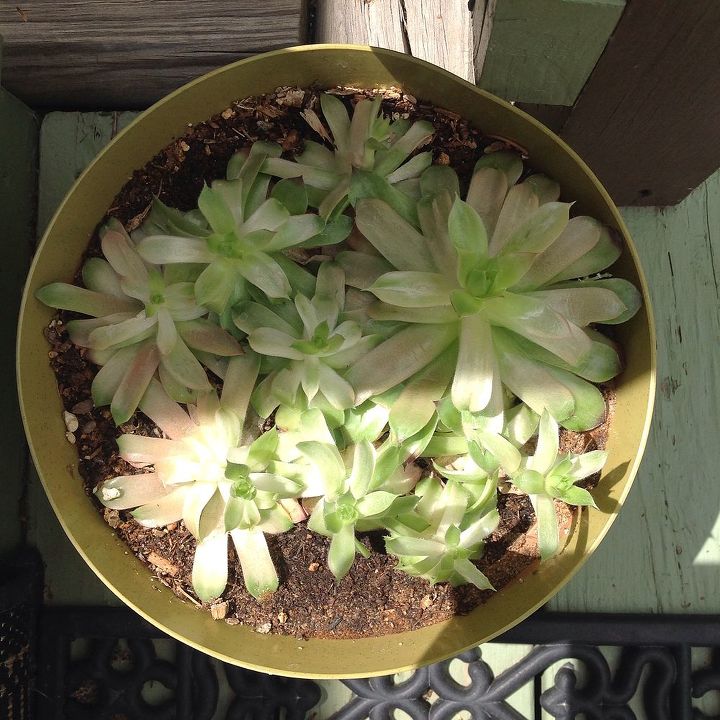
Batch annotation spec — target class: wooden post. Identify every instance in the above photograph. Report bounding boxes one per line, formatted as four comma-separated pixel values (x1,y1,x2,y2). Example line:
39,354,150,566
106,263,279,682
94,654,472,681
559,1,720,207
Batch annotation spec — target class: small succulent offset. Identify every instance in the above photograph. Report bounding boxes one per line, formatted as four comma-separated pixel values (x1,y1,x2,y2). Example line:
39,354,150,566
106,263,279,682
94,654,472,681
39,91,639,609
262,93,434,219
511,411,606,560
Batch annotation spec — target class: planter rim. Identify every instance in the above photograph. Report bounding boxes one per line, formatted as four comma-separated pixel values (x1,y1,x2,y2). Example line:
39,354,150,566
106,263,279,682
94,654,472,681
17,44,657,679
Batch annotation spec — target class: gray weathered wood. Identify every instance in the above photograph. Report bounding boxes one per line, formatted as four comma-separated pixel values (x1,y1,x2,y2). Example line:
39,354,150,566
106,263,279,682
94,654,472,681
0,0,308,109
315,0,474,81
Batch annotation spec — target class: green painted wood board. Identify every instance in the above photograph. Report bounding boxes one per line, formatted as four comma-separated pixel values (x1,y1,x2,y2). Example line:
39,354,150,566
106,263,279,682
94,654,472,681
478,0,625,105
550,171,720,614
0,87,38,554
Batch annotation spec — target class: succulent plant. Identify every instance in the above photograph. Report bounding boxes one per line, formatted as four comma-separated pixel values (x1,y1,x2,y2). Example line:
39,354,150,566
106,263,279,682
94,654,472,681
510,410,606,560
235,262,378,417
261,93,434,219
300,439,421,580
135,142,351,318
343,153,641,431
385,477,499,589
45,126,637,606
94,353,313,600
36,220,242,422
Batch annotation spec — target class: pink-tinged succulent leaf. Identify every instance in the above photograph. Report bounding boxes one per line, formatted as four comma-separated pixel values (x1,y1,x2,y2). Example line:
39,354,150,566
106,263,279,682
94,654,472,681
528,287,627,326
236,251,291,300
317,363,355,410
483,294,592,366
336,250,393,290
87,315,157,351
328,523,356,581
137,235,214,264
367,302,457,325
451,315,495,414
230,528,279,599
390,346,455,441
347,323,458,403
139,379,195,439
534,494,559,561
91,346,137,405
220,352,260,422
192,532,229,602
549,278,641,325
155,308,178,356
495,338,575,423
524,174,561,204
110,343,161,424
355,198,437,272
94,473,168,510
160,336,211,391
465,168,509,240
369,271,455,308
548,229,622,284
101,228,149,283
82,258,125,298
66,313,136,347
454,558,494,590
132,486,189,527
489,183,539,256
36,283,140,317
324,335,384,370
501,202,571,257
177,319,242,356
248,328,303,360
163,283,206,321
515,216,603,290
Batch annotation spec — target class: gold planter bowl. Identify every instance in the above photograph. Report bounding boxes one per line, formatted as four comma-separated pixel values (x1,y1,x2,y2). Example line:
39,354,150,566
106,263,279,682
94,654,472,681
17,45,656,678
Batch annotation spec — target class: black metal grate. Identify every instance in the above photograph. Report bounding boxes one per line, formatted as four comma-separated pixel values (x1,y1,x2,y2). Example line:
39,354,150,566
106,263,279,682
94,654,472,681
30,607,720,719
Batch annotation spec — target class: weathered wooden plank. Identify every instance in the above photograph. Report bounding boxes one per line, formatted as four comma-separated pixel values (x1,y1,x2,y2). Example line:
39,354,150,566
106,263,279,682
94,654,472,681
560,1,720,207
315,0,473,81
551,170,720,614
477,0,625,106
0,88,38,554
0,0,308,109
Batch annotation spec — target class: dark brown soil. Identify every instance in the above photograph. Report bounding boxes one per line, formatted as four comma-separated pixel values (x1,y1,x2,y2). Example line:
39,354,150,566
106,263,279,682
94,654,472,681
45,86,612,639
